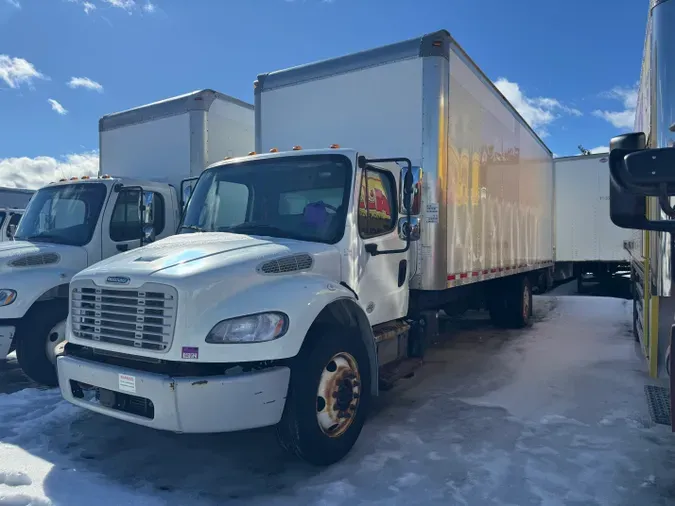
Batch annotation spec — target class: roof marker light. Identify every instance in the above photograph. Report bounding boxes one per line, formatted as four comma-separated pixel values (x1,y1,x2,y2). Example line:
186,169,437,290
292,145,302,151
330,144,340,149
248,151,256,156
269,148,279,153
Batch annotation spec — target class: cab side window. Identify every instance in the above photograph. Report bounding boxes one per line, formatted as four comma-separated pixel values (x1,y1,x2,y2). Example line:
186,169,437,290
110,189,165,242
358,168,397,238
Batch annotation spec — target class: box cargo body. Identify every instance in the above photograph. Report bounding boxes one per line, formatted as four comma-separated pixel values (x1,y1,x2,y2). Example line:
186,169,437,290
554,153,631,263
0,187,34,209
255,30,554,292
99,89,254,191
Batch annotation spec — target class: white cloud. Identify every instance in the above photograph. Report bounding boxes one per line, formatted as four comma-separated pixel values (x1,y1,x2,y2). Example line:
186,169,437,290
102,0,136,11
0,152,99,189
494,78,582,138
0,55,46,89
67,76,103,92
592,85,638,129
83,1,96,14
47,99,68,115
5,0,20,8
142,2,155,12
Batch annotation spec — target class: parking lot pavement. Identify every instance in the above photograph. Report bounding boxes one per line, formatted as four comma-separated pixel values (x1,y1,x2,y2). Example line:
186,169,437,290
0,295,673,505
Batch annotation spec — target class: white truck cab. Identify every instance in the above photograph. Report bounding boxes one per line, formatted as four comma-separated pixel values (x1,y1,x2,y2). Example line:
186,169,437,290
0,89,254,386
0,209,25,242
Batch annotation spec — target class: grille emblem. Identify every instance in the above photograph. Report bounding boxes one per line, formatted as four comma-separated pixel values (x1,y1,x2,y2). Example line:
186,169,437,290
106,276,130,285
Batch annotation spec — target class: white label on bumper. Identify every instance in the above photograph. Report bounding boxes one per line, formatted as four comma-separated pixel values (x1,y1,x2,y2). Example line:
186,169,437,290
0,325,15,359
118,373,136,393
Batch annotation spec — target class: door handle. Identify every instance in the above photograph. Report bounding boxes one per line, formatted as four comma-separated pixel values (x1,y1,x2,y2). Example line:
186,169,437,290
398,259,407,287
116,244,129,252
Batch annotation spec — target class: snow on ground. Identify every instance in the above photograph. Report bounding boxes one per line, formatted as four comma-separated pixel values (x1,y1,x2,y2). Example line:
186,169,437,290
1,295,675,505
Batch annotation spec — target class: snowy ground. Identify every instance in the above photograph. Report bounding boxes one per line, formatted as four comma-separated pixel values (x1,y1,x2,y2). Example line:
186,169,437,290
1,293,675,505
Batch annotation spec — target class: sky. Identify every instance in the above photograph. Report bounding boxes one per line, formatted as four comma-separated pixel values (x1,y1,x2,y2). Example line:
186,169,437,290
0,0,647,189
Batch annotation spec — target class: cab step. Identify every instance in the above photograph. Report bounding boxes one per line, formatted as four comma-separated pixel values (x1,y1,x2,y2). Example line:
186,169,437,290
378,357,423,391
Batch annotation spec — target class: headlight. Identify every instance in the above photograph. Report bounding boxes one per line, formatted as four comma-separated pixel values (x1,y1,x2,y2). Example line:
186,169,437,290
205,312,288,344
0,289,16,307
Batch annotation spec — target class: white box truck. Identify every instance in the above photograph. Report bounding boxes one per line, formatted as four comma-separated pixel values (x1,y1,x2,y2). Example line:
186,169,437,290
57,30,554,465
0,188,34,209
553,153,632,291
0,89,254,386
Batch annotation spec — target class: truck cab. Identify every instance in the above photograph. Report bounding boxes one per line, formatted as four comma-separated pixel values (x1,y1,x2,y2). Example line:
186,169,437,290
0,175,180,386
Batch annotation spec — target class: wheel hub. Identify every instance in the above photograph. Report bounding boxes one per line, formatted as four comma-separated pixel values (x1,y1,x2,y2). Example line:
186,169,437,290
316,352,361,438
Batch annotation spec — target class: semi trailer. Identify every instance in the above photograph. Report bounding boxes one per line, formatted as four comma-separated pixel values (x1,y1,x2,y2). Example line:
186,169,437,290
553,153,632,292
0,89,254,386
57,30,554,465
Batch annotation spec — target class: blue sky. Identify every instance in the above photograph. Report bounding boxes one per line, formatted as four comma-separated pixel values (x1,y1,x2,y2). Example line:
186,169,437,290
0,0,647,188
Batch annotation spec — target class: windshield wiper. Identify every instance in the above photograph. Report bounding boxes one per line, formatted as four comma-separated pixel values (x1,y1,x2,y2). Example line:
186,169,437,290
19,234,61,243
179,225,206,233
222,223,288,236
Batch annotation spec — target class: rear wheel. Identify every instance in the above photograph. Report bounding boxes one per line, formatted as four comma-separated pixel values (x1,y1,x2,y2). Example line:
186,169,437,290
489,276,532,329
276,327,371,466
15,300,68,387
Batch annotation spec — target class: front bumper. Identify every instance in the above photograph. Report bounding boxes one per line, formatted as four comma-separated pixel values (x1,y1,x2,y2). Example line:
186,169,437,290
57,355,290,433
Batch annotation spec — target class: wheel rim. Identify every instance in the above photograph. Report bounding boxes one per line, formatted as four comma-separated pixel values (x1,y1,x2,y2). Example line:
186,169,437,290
316,352,361,438
523,284,530,320
46,320,66,365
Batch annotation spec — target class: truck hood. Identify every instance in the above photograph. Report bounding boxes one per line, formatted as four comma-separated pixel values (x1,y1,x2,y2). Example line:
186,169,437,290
79,232,338,279
0,240,88,273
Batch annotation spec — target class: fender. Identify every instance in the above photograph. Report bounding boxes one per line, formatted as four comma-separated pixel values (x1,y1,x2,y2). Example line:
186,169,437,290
180,273,368,352
0,268,77,320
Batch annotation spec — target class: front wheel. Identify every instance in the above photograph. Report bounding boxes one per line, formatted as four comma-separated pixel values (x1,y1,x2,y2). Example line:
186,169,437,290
276,327,371,466
15,300,68,387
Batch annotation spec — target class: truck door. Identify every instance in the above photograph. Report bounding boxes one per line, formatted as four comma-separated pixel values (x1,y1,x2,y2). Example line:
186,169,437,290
99,187,168,262
354,164,410,325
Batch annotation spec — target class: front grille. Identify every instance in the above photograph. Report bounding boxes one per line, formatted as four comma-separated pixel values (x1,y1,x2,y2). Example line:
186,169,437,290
71,282,177,352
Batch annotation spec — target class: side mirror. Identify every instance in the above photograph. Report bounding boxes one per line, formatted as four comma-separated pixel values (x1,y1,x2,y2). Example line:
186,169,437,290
400,165,422,215
398,216,420,242
609,132,675,232
142,224,156,244
608,132,649,230
139,191,156,245
180,177,199,210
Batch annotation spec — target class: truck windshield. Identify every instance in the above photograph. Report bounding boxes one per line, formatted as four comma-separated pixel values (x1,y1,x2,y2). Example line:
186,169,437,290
180,154,352,244
14,183,108,246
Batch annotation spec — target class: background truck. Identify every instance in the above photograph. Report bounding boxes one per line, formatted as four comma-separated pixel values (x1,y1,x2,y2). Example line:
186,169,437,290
0,187,34,209
0,89,254,386
606,0,675,429
57,30,554,466
0,208,26,242
553,153,632,292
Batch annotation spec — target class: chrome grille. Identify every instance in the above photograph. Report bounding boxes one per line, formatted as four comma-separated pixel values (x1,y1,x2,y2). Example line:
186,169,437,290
258,254,313,274
71,282,177,352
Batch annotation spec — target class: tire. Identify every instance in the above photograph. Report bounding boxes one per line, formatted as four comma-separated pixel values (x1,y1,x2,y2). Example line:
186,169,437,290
276,326,371,466
489,276,532,329
15,300,68,387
